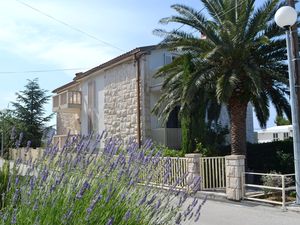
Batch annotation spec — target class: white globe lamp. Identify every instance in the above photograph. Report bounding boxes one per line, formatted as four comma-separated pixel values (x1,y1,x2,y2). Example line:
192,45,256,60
274,6,297,28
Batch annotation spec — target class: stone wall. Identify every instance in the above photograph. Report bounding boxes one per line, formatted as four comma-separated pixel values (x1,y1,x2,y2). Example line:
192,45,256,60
56,112,81,135
103,62,138,144
225,155,245,201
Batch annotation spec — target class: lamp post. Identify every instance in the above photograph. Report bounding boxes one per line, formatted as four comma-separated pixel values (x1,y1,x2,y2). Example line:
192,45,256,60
275,6,300,205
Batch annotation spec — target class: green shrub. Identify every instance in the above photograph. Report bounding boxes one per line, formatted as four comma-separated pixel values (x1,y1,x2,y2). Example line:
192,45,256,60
0,160,9,209
220,140,294,173
150,143,185,157
0,135,203,224
261,171,294,195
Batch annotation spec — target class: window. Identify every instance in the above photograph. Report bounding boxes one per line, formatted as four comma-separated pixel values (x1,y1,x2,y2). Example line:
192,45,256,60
164,54,176,65
273,133,279,141
166,106,181,128
283,132,289,140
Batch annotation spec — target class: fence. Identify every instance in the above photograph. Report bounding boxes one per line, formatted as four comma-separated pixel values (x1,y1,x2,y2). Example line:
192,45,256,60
141,157,189,190
200,156,226,190
243,172,296,208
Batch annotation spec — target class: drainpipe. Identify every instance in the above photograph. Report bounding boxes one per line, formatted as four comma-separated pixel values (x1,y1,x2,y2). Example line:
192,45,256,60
134,53,142,148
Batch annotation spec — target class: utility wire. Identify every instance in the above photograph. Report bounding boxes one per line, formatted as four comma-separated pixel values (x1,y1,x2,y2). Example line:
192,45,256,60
0,68,87,74
15,0,124,52
7,0,249,75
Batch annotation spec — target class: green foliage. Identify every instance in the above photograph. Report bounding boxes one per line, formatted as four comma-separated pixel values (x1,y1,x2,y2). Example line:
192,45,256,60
0,111,23,159
194,124,229,156
274,115,291,126
0,160,10,209
261,171,294,196
155,0,291,156
152,53,221,154
0,135,203,224
11,78,52,148
153,144,185,157
220,140,294,173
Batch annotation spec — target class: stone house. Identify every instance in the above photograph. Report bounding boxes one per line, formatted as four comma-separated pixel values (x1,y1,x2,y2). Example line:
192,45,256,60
52,45,255,149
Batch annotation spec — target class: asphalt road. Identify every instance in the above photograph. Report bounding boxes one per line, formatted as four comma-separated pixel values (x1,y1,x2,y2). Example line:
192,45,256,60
182,199,300,225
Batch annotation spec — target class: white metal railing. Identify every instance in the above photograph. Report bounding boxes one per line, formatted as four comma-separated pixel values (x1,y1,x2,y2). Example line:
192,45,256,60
199,156,226,190
52,91,81,112
140,157,188,190
243,172,296,208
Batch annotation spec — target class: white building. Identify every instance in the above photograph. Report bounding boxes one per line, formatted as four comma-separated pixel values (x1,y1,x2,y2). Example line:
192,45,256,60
256,125,293,143
52,45,255,149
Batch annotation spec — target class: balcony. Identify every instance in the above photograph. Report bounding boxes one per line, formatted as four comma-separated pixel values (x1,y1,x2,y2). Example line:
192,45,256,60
151,128,181,149
53,91,81,113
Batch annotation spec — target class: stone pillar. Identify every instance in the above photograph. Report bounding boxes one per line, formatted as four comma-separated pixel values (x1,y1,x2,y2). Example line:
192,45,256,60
185,153,201,191
225,155,245,201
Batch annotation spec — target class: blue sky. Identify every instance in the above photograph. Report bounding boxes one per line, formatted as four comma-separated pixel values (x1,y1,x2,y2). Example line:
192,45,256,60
0,0,296,129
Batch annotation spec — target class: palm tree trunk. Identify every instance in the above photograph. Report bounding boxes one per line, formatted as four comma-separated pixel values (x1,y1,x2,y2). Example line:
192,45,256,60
228,97,248,155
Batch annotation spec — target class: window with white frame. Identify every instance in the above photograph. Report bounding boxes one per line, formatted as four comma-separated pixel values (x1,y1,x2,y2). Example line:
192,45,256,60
273,133,279,141
283,132,289,139
164,54,177,65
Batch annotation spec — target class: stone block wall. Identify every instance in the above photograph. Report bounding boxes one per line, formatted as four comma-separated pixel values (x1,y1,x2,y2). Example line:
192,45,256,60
57,112,81,135
225,155,245,201
103,62,138,144
185,153,201,191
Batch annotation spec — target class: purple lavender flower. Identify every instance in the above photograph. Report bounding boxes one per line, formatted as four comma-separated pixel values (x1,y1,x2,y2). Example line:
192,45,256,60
10,127,16,140
123,210,131,221
86,194,102,214
12,188,19,205
139,193,147,206
76,181,90,199
175,213,182,224
155,199,161,210
147,194,157,205
105,217,114,225
10,209,17,224
194,212,201,222
63,209,73,220
33,200,38,211
15,132,23,148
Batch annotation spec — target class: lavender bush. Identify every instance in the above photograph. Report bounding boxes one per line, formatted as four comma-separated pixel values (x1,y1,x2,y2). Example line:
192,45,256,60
0,132,205,225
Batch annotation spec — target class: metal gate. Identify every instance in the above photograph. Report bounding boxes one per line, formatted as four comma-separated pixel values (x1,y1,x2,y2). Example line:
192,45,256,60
200,156,226,190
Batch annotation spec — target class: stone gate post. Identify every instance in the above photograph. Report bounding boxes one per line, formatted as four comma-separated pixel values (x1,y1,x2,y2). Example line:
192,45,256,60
185,153,201,191
225,155,245,201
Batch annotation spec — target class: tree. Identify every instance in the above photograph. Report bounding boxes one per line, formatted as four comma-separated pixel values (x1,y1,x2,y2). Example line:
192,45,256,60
11,78,52,148
275,115,291,126
154,0,291,156
152,53,221,153
0,110,22,158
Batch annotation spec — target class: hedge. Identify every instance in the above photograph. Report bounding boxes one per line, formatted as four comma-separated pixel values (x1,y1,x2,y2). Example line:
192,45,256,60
219,139,294,173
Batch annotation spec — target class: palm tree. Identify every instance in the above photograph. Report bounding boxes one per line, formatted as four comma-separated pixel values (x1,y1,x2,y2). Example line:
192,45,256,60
154,0,291,155
153,53,222,153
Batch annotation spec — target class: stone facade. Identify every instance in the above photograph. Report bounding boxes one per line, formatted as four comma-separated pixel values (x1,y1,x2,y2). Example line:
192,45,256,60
103,62,138,144
185,153,201,191
57,112,80,135
225,155,245,201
